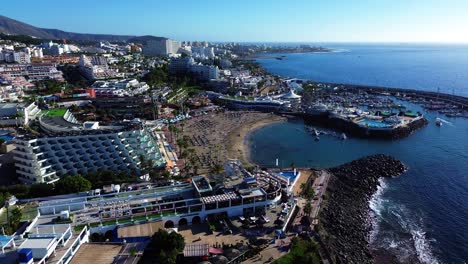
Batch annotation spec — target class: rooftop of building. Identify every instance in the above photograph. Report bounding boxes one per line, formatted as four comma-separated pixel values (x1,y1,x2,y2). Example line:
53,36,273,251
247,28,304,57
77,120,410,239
41,108,67,117
0,102,28,117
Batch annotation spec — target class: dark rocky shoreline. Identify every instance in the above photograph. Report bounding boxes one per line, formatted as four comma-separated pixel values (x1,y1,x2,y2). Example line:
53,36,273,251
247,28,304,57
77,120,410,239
318,154,406,264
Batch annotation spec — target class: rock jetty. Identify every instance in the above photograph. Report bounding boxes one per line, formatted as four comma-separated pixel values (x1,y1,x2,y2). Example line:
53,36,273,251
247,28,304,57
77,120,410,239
318,154,406,264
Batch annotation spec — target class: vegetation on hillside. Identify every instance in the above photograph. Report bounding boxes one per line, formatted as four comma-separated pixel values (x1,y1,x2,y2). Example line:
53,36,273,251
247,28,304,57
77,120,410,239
0,33,43,45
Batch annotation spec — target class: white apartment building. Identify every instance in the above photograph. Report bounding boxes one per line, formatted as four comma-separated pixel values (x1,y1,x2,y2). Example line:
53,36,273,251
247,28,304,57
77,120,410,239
0,63,64,81
169,57,219,80
189,64,219,81
14,125,166,184
0,50,31,64
91,79,149,96
143,38,181,56
191,47,215,59
78,55,116,80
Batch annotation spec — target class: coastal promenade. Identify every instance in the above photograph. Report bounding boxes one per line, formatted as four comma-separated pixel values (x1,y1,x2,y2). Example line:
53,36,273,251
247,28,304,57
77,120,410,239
291,170,330,230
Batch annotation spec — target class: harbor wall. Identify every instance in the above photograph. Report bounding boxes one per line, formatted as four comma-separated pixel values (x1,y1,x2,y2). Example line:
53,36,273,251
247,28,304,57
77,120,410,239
302,113,428,139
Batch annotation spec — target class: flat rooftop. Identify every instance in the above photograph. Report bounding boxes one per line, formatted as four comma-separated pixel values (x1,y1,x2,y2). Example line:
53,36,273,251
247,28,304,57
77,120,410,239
192,176,212,193
70,244,123,264
18,238,55,249
0,103,22,117
238,188,266,199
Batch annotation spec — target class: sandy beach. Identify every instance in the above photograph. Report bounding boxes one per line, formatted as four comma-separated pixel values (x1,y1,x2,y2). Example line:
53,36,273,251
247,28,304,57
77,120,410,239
180,111,286,173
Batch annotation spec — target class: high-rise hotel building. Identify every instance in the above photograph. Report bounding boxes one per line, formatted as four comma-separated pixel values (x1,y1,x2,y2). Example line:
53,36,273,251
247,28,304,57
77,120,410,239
14,110,165,184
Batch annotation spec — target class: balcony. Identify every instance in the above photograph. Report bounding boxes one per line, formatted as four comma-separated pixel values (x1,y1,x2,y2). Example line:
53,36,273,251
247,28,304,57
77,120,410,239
17,169,38,178
14,155,34,163
44,174,60,184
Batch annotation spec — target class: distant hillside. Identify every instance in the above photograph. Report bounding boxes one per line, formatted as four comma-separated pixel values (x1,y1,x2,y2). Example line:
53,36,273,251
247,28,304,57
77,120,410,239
128,35,168,45
0,15,147,42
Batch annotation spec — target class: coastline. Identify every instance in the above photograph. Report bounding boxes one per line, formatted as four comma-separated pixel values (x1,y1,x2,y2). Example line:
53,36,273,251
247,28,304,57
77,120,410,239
226,113,286,167
319,155,406,263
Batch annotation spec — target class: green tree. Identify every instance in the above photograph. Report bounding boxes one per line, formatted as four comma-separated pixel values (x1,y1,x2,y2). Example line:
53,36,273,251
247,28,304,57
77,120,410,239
161,170,171,179
290,162,296,170
139,229,185,264
274,236,320,264
10,207,22,229
210,163,224,174
0,138,5,146
55,175,92,194
29,183,54,197
299,183,307,195
303,202,312,217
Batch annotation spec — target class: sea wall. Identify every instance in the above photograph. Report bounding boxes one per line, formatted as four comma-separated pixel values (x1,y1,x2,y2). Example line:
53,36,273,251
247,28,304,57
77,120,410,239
302,113,428,139
318,154,406,264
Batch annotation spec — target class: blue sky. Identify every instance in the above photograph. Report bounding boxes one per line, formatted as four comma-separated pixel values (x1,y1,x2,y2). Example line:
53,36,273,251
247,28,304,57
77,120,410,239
3,0,468,43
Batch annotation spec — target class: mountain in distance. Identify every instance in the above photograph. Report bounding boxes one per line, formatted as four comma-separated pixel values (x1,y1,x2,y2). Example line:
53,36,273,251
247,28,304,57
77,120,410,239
0,15,163,42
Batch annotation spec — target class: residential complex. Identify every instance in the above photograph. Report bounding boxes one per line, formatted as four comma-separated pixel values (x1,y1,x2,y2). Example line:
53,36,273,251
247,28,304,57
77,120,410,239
78,54,118,80
169,56,219,80
0,63,64,81
91,78,150,97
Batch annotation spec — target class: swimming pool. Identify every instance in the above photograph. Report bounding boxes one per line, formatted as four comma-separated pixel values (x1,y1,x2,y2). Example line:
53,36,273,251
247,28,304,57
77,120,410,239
0,135,14,141
0,235,13,247
277,171,301,186
0,130,14,141
358,119,393,128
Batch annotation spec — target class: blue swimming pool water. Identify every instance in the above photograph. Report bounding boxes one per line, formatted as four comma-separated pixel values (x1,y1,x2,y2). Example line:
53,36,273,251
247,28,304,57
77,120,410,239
0,135,14,141
0,235,13,246
278,171,299,183
358,119,393,128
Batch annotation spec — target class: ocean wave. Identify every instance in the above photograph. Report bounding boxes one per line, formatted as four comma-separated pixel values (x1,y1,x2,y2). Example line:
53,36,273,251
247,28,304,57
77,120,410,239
382,203,440,263
368,178,388,243
369,182,440,264
411,222,439,264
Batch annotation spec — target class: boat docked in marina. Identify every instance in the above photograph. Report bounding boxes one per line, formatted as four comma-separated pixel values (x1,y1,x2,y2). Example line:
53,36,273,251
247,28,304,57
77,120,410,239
341,133,347,140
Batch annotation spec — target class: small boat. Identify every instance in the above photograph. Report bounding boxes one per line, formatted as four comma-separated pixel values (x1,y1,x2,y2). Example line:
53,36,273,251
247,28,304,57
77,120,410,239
312,128,320,137
435,117,443,126
341,133,347,140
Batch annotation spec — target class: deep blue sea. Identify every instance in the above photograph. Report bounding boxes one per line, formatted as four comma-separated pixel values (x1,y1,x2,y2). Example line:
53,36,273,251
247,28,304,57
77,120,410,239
256,43,468,97
251,45,468,263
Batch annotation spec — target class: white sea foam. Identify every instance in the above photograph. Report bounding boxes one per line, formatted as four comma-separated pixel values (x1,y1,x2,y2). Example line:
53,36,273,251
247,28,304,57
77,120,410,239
369,181,440,264
411,223,439,264
368,178,387,243
391,206,439,264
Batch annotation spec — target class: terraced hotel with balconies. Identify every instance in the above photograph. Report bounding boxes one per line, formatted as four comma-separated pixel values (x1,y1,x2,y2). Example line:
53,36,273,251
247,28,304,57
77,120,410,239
13,109,165,184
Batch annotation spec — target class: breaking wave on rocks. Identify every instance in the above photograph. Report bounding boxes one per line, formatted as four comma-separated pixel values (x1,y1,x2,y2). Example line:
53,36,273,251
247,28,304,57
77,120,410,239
369,179,439,264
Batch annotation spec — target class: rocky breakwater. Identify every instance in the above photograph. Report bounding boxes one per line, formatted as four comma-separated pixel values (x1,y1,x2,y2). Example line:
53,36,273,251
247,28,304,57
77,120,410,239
318,154,406,263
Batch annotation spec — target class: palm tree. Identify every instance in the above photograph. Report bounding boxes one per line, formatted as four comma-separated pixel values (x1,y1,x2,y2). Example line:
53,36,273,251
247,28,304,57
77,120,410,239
300,183,307,196
290,162,296,170
304,202,312,217
210,163,224,175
